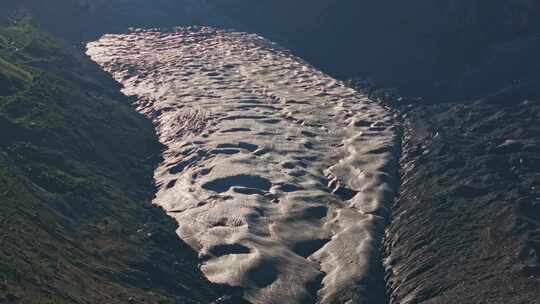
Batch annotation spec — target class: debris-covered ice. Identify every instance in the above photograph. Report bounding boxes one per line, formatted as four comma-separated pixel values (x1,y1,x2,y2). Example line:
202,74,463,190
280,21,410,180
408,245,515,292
87,27,400,304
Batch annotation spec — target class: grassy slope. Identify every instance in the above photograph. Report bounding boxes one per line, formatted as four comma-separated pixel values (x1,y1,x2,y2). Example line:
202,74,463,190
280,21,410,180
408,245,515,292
0,20,222,304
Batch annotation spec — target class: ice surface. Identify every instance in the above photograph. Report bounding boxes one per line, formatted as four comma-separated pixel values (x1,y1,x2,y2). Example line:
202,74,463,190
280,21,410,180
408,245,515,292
87,27,399,304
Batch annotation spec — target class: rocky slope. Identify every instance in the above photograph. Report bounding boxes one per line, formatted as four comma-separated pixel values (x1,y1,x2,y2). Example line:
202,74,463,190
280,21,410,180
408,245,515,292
387,99,540,303
345,85,540,303
393,101,540,303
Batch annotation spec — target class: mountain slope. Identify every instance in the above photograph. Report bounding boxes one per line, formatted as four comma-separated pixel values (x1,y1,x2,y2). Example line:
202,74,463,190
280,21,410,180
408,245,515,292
0,19,228,304
382,97,540,303
211,0,540,99
1,0,226,41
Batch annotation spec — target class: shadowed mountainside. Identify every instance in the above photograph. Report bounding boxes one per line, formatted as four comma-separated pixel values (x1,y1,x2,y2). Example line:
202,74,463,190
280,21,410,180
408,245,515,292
376,93,540,303
211,0,540,100
0,0,227,41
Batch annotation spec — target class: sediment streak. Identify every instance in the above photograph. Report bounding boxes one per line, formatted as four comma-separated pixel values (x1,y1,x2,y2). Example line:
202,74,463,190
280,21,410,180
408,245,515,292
87,27,399,304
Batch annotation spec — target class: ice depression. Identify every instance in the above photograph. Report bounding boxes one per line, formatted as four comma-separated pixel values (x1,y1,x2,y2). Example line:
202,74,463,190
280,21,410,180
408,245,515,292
87,27,400,304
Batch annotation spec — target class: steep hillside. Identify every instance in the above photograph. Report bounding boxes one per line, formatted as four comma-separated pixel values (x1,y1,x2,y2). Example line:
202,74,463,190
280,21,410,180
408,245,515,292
383,97,540,303
211,0,540,99
0,0,226,41
341,81,540,303
0,20,230,304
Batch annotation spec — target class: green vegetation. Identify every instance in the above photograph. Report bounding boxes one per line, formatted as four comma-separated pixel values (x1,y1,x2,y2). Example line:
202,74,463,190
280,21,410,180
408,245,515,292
0,20,221,303
0,57,33,95
0,19,61,62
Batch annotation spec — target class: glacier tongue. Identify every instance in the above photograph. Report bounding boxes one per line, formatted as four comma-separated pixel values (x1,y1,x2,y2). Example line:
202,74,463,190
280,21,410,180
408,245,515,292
87,27,399,304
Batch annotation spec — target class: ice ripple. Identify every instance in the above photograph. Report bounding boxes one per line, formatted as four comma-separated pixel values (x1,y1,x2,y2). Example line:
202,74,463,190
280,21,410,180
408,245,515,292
87,26,399,304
